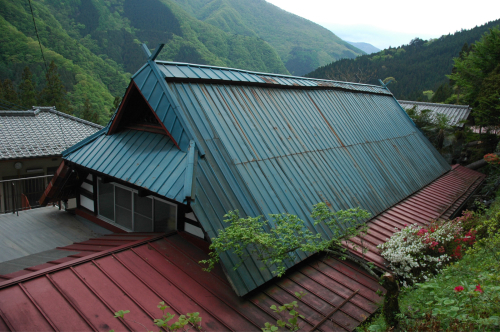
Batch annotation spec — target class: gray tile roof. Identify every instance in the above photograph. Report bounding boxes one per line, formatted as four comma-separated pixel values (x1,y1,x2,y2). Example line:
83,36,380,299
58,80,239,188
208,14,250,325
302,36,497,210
0,106,102,160
398,100,471,127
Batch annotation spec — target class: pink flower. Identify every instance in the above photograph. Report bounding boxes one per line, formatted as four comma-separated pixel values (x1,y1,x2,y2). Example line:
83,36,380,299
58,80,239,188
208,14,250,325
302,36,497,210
454,285,464,292
474,284,483,293
438,246,445,253
417,228,428,236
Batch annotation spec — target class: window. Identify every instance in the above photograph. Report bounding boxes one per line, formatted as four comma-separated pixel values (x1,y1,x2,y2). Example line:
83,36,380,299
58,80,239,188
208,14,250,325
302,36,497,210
97,179,177,232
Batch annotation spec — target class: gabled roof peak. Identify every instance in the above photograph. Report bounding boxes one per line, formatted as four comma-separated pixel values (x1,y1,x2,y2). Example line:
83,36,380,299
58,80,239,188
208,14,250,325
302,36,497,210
108,81,179,147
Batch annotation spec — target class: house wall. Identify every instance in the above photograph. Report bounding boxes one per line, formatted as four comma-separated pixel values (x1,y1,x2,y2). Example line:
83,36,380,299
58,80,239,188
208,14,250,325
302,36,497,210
0,157,62,213
74,168,207,239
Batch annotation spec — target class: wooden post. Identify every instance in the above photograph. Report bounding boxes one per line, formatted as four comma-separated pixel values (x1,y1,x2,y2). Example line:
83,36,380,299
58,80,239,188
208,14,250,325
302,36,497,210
381,272,400,328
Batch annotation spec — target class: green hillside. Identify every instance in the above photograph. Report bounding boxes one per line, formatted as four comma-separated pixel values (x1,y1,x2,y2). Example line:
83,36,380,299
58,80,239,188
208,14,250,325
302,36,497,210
5,0,341,123
0,0,130,123
306,19,500,100
171,0,365,75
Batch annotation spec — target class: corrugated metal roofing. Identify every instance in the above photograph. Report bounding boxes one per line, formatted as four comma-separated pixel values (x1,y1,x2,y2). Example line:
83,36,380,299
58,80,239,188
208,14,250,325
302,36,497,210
345,165,485,270
0,107,102,160
62,61,451,296
167,79,450,295
65,129,189,203
0,231,383,331
157,61,392,95
398,100,471,127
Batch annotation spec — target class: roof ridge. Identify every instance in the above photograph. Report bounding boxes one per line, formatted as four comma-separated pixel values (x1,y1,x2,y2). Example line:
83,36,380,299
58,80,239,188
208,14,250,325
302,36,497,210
0,110,37,116
0,107,104,129
155,60,388,90
39,107,104,129
398,100,470,109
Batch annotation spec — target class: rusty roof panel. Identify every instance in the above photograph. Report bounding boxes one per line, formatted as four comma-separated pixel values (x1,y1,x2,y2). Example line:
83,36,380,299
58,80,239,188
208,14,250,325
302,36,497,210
0,232,383,332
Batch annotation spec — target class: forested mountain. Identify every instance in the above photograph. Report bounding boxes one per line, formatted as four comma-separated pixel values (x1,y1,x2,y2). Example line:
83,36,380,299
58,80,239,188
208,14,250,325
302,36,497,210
0,0,363,123
306,19,500,100
170,0,365,75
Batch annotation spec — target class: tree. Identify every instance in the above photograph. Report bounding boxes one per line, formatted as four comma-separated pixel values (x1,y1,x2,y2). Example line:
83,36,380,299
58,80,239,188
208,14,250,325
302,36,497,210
475,64,500,129
2,79,19,105
199,203,378,278
449,27,500,127
109,95,122,117
40,61,71,114
431,82,453,103
326,64,377,83
18,67,37,108
422,90,434,101
81,98,100,124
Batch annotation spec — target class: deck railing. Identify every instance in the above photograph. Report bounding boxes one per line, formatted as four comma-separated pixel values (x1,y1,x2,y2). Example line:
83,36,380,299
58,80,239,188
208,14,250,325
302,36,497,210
0,175,54,214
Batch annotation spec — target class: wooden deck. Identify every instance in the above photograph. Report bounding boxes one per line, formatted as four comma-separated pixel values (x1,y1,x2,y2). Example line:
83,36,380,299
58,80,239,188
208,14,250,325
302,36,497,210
0,206,107,264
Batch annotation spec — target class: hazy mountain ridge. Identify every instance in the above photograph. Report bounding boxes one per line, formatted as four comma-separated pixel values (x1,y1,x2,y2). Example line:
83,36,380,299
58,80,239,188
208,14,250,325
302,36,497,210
346,41,380,54
307,19,500,100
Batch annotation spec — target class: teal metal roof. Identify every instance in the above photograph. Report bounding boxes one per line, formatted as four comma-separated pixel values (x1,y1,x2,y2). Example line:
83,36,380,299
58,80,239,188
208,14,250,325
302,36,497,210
165,77,449,295
64,60,450,296
66,130,189,203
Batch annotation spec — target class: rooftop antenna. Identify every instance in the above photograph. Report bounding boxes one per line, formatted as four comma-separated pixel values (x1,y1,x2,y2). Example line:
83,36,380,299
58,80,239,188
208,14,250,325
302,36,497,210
142,43,165,61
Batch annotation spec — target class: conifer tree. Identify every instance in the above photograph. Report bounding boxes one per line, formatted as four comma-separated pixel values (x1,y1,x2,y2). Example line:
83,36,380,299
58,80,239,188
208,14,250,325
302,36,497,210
18,67,37,108
449,27,500,127
81,98,100,124
2,79,19,105
40,61,71,114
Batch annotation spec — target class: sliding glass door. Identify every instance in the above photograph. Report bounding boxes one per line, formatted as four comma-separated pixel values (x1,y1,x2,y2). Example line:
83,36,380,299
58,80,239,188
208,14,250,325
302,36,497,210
97,178,177,232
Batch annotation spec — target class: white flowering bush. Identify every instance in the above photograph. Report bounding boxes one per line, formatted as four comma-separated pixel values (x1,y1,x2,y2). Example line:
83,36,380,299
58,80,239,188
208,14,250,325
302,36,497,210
377,220,471,287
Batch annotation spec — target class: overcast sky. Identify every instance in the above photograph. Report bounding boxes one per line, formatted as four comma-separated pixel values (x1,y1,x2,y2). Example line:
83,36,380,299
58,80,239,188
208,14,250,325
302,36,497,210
266,0,500,50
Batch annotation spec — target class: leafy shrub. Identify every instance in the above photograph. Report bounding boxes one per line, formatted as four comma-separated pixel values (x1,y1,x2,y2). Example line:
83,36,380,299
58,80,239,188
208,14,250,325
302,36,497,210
262,291,307,332
200,203,372,277
363,195,500,332
377,218,476,287
111,302,202,332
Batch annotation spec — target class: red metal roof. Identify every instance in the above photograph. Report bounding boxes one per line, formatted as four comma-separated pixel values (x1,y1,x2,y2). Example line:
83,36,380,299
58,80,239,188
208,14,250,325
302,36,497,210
346,165,485,270
0,165,484,331
0,232,382,331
